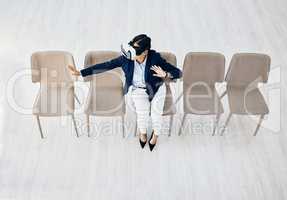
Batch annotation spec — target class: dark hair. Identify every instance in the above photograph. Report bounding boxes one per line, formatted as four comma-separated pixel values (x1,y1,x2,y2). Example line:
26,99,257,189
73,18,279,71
129,34,151,55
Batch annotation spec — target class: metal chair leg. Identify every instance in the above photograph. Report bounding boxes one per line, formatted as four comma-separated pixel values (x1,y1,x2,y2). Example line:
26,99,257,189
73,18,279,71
221,113,232,136
178,113,187,136
212,113,221,136
36,115,44,139
121,115,125,138
134,118,138,137
71,114,79,137
219,90,227,99
253,115,264,136
168,115,174,137
74,94,81,105
87,114,90,137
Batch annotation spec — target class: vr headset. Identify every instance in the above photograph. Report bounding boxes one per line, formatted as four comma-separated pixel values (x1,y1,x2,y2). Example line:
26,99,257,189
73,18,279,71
120,43,136,60
121,35,151,60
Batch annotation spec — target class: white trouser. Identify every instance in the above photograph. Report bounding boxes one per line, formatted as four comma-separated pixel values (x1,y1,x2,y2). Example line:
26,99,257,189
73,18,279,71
128,84,166,135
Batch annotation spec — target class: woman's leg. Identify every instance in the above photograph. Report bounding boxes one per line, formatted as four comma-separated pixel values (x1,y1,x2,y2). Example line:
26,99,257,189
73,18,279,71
150,84,167,139
131,88,150,141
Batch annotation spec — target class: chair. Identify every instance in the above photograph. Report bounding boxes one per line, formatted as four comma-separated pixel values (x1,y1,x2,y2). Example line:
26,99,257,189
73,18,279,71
31,51,79,138
160,52,177,136
220,53,271,136
178,52,225,136
83,51,125,137
133,52,177,137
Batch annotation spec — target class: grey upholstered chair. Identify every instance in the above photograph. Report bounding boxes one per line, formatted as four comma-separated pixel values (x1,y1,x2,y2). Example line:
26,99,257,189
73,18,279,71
178,52,225,136
31,51,79,138
220,53,271,136
83,51,125,137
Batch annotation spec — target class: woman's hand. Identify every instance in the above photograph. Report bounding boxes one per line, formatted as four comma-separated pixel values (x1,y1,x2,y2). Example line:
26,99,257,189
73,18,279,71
151,65,167,78
68,65,81,76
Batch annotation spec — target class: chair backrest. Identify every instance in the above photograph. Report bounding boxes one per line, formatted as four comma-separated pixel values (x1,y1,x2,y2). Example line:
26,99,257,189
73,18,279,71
225,53,271,87
84,51,123,85
31,51,76,115
31,51,75,85
159,52,177,67
183,52,225,87
83,51,125,116
158,52,177,115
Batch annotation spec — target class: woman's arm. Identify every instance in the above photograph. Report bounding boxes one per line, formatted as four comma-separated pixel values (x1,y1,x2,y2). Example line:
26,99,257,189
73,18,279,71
80,56,124,77
68,56,125,77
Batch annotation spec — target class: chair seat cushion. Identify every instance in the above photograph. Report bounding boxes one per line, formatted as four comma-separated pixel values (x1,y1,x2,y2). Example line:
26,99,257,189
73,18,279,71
84,87,125,116
33,84,74,116
183,85,224,115
162,83,176,116
227,86,269,115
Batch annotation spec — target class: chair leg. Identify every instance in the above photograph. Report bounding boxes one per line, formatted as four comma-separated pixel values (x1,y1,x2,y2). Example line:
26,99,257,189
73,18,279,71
212,113,221,136
121,115,125,138
221,113,232,136
74,94,81,105
134,118,138,137
178,113,187,136
71,114,79,137
36,115,44,139
219,90,227,99
253,115,264,136
168,115,174,137
87,114,90,137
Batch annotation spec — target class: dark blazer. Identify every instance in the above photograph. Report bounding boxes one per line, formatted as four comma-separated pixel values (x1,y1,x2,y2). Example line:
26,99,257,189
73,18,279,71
80,50,182,101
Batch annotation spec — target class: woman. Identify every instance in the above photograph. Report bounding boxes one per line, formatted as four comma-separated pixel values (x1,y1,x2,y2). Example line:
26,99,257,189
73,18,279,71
68,34,182,151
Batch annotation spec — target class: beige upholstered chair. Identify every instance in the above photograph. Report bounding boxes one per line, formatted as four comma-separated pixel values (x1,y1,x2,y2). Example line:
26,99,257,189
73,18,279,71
220,53,271,136
159,52,177,136
83,51,125,137
178,52,225,136
31,51,79,138
133,52,177,137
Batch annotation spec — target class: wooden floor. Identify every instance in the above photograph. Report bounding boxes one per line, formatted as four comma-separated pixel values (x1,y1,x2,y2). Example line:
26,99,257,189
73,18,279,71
0,0,287,199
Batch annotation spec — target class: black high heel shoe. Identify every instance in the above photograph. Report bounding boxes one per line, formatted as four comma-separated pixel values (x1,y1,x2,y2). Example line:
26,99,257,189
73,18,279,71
139,134,147,149
148,131,157,152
